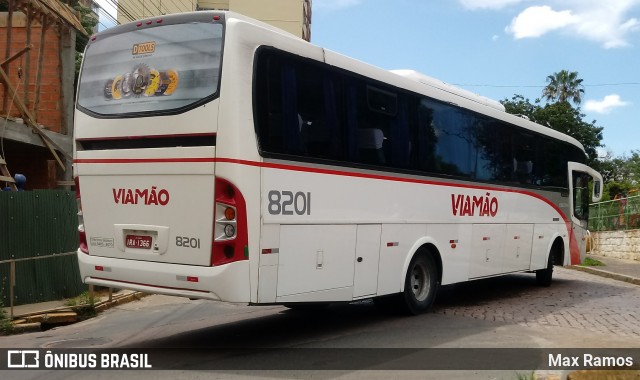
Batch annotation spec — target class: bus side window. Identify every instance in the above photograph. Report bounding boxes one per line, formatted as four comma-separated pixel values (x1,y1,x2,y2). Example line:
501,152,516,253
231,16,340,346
255,54,282,154
511,131,536,185
358,128,386,164
389,97,411,168
295,66,344,160
281,63,304,155
416,100,437,172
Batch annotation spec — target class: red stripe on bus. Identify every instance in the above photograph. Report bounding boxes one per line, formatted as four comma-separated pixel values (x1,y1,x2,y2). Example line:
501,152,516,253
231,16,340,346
568,222,581,265
75,156,567,217
217,158,571,219
219,158,581,264
75,133,216,141
76,156,580,261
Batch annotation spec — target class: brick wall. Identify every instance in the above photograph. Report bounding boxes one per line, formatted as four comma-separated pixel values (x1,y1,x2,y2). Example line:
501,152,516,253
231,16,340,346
0,12,63,133
1,140,57,190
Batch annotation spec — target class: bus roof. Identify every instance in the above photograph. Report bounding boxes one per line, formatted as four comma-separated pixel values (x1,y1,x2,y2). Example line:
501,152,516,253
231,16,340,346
390,70,506,113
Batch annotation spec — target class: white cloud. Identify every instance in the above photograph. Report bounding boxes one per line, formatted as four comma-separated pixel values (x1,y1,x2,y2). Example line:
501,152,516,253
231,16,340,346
460,0,527,10
584,94,630,114
506,6,578,38
315,0,363,11
567,0,640,48
464,0,640,48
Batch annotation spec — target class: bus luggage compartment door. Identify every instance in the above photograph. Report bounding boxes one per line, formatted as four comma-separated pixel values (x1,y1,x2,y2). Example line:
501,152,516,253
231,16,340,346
276,225,356,302
353,224,382,299
469,224,506,278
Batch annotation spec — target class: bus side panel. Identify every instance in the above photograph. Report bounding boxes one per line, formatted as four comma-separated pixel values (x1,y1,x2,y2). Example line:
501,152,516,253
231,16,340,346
276,225,356,300
530,224,561,270
428,224,472,285
469,224,507,278
258,224,280,303
353,224,382,299
503,224,534,272
377,224,427,296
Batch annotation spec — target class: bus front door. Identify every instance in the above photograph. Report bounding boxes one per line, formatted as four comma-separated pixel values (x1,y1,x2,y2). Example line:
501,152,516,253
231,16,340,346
568,162,603,264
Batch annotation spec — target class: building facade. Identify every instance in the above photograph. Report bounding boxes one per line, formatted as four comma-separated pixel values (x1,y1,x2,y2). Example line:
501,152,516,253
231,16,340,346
1,0,83,189
117,0,311,41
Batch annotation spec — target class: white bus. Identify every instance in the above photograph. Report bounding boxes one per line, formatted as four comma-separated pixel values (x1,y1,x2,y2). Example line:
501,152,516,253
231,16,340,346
74,11,603,314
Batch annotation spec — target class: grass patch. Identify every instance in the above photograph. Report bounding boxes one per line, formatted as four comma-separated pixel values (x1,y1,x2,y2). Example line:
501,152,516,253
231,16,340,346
64,291,98,320
0,299,13,335
514,372,535,380
583,257,605,266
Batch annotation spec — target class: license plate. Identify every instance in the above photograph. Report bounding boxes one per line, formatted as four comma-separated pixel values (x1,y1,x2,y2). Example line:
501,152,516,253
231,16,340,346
125,235,152,250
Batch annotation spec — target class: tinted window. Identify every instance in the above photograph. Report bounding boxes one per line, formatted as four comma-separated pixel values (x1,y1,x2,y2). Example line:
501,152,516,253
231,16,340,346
78,22,223,116
254,48,582,192
573,172,590,220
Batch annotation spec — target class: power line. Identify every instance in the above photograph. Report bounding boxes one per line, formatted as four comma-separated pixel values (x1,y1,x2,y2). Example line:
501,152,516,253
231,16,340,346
454,83,640,88
90,0,121,26
95,6,119,25
107,0,138,22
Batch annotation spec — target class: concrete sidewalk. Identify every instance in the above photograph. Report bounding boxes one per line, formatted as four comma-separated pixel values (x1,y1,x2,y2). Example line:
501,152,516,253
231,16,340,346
2,289,146,331
572,253,640,286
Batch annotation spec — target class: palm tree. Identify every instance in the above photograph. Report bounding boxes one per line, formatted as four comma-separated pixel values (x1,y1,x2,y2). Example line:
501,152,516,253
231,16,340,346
542,70,585,105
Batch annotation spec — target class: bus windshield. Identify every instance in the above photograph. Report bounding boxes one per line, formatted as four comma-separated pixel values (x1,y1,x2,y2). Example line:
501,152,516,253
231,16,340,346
77,21,223,117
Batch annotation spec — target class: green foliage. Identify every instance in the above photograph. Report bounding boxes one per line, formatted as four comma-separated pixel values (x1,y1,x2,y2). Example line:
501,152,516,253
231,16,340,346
542,69,585,105
65,291,97,320
604,181,631,201
583,257,605,266
596,151,640,197
64,291,96,307
0,299,13,335
514,371,535,380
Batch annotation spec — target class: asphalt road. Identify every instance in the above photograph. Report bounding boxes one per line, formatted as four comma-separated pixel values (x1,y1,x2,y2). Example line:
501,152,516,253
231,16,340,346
1,267,639,379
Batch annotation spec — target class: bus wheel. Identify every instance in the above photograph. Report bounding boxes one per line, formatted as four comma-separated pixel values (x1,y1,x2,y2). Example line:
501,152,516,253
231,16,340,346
402,253,439,315
536,253,554,287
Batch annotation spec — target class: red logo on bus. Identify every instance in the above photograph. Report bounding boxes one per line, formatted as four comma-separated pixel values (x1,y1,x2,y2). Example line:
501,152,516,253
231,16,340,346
113,186,170,206
451,193,498,217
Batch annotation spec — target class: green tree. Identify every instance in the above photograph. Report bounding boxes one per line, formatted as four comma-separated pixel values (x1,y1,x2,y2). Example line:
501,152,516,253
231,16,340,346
597,151,629,184
542,70,585,105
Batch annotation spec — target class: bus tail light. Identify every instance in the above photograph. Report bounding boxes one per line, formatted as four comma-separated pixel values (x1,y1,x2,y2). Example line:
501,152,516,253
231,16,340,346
211,178,248,266
75,176,89,254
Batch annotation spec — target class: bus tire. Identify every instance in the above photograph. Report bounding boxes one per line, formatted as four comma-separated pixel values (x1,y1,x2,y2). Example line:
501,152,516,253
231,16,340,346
536,253,554,287
401,252,439,315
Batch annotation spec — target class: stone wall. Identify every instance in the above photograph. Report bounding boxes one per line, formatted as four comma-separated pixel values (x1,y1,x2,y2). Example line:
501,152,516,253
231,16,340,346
591,230,640,261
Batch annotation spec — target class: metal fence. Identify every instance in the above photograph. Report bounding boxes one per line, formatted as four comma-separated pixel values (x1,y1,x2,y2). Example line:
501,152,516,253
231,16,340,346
0,190,86,307
589,194,640,232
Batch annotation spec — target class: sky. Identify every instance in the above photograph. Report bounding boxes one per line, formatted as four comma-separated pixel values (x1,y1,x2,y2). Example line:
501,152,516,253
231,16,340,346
310,0,640,158
95,0,640,157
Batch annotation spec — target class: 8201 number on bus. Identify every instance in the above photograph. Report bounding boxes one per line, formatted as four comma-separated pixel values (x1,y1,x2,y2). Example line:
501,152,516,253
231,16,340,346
268,191,311,215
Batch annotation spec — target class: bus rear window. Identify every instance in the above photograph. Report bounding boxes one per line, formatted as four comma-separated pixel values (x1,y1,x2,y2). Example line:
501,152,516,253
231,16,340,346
77,22,223,117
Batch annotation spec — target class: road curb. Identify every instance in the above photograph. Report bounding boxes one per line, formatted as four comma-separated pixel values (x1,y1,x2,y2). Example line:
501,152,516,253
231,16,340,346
94,292,149,313
568,265,640,286
7,292,149,333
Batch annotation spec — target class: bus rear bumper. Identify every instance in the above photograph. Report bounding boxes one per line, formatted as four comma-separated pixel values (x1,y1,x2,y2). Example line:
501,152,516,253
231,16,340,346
77,250,250,302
